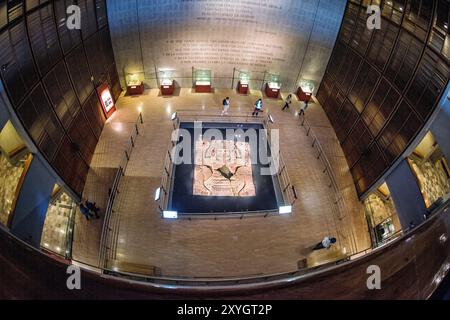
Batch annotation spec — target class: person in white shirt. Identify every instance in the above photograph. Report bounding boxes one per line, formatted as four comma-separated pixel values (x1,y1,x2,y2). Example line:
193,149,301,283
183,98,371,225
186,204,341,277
299,100,310,116
313,236,337,250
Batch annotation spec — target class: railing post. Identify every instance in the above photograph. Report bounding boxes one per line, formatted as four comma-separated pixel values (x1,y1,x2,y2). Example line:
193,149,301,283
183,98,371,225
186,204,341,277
125,150,130,161
130,135,135,148
139,112,143,124
135,124,139,136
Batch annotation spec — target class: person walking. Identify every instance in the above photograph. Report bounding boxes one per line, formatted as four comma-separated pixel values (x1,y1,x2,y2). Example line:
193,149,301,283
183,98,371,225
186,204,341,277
79,203,93,221
313,236,337,251
221,97,230,116
85,200,101,219
299,100,309,116
252,99,263,117
282,94,292,111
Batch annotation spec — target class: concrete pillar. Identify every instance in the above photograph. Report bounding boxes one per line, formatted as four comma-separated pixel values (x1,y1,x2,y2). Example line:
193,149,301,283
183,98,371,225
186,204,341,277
386,159,427,230
430,101,450,162
10,156,56,248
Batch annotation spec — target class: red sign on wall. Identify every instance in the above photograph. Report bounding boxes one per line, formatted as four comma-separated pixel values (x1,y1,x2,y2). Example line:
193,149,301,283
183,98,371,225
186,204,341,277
96,83,116,119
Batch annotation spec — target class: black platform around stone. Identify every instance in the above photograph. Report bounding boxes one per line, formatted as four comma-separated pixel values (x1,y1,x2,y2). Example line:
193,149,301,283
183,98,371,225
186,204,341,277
169,122,283,215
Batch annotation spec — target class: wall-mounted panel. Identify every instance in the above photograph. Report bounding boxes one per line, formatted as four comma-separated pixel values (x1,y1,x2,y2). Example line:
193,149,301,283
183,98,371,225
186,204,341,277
65,44,94,105
43,61,80,130
27,3,62,76
317,0,450,195
0,21,39,107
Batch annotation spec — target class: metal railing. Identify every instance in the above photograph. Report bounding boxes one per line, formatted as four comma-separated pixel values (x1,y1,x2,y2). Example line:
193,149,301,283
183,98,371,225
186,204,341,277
157,109,297,217
98,113,144,269
299,113,358,254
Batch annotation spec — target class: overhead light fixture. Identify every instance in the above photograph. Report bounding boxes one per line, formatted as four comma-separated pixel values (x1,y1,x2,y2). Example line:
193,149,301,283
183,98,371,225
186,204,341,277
154,187,161,201
279,205,292,215
163,210,178,219
171,112,178,121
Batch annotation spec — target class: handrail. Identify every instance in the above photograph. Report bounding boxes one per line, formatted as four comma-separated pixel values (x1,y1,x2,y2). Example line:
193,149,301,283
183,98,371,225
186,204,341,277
87,200,449,288
98,113,143,269
299,113,358,254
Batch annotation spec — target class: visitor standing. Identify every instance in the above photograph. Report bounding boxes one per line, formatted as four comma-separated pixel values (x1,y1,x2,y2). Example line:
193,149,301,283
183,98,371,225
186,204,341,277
79,203,93,221
299,100,309,116
313,236,337,251
282,94,293,111
221,97,230,116
252,99,263,117
85,200,101,219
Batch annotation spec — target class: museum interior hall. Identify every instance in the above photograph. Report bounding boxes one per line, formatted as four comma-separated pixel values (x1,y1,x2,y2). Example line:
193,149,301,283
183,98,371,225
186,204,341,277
0,0,449,300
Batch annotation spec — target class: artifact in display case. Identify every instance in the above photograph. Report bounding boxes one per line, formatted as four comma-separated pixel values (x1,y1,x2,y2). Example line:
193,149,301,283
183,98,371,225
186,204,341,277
160,79,174,96
297,80,315,102
126,73,144,95
194,69,212,93
159,69,175,96
238,72,250,94
265,73,281,98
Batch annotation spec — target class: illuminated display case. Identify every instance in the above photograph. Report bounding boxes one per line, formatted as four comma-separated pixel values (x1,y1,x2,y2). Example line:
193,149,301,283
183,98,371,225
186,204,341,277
297,80,315,102
159,69,175,96
125,72,144,95
194,69,212,93
238,72,250,94
265,73,281,98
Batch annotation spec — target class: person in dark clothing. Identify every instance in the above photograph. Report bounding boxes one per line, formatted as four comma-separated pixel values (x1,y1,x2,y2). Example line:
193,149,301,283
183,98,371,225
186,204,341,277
79,203,94,221
85,200,101,219
282,94,292,111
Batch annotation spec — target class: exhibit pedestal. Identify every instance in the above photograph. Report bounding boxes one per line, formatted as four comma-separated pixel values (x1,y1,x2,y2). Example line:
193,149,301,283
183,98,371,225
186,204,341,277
195,81,212,93
161,80,174,96
297,87,312,102
127,81,144,95
265,83,280,99
238,81,249,94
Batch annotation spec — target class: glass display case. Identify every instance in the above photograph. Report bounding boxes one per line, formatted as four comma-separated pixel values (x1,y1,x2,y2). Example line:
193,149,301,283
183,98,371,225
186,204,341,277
364,183,402,247
407,132,450,209
40,185,77,259
238,72,250,94
159,69,175,95
194,69,212,93
265,73,281,98
125,72,144,95
297,79,315,102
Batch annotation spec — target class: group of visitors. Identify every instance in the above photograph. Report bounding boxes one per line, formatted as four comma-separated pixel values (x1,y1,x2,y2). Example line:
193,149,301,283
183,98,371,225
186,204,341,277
79,200,101,221
221,94,310,117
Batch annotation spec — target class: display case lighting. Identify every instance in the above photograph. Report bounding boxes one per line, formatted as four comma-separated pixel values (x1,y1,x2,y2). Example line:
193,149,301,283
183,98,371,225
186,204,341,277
163,211,178,219
154,187,161,201
279,206,292,214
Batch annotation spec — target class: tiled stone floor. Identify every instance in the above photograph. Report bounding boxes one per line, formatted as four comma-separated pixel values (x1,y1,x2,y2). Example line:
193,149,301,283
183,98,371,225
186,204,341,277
72,88,371,276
